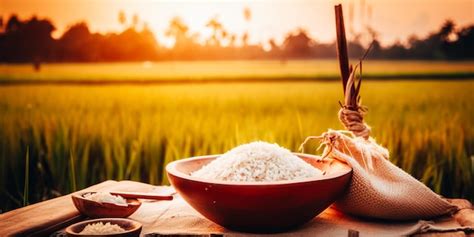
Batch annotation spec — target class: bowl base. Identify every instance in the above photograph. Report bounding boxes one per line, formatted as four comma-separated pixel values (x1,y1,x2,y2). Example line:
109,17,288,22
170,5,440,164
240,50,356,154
223,222,308,234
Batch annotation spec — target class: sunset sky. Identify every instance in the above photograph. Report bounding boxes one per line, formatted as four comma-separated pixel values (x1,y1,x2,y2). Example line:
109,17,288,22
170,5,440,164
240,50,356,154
1,0,473,47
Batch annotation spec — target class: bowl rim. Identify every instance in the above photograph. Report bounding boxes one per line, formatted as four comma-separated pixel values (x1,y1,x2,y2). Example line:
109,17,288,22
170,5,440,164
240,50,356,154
166,152,352,186
65,217,142,235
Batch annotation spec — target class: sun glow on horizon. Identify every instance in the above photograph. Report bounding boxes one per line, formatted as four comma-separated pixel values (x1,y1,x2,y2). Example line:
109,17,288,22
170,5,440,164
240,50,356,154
1,0,473,47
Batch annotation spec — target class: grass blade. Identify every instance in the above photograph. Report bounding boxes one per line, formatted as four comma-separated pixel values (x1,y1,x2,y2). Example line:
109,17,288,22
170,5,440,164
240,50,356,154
69,149,77,192
23,146,29,206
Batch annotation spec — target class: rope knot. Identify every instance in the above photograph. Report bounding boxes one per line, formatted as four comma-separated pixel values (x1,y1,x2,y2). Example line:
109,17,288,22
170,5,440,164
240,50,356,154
338,105,371,139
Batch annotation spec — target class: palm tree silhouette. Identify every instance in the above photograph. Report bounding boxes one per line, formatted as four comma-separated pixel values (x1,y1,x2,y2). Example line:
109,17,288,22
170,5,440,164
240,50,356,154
243,7,251,22
166,17,189,48
132,14,139,30
118,11,126,28
206,17,225,46
242,7,251,46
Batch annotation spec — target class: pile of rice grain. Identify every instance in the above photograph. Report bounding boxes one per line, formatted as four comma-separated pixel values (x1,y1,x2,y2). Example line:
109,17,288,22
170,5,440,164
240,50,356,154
191,141,322,182
79,222,125,235
83,192,127,206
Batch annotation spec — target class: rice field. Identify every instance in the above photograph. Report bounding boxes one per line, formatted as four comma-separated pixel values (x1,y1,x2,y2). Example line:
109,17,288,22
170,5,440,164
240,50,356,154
1,60,474,82
0,61,473,213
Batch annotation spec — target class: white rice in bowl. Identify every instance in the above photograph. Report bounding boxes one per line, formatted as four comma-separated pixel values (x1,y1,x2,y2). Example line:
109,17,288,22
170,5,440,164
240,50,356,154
79,222,125,235
191,141,322,182
83,192,127,206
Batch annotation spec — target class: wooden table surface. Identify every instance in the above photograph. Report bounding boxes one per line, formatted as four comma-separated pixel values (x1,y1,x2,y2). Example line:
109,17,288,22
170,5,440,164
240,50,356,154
0,180,472,236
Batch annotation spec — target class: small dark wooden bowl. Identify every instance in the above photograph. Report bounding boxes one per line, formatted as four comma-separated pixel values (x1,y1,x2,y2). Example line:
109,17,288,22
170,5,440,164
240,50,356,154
166,153,352,233
65,218,142,236
72,192,141,218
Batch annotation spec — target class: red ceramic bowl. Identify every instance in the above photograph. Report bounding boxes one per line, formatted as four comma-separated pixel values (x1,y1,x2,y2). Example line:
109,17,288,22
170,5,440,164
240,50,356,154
166,153,352,233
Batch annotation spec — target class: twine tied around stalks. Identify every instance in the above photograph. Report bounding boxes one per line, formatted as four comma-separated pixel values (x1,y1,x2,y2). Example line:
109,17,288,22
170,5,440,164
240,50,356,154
337,61,371,140
338,107,370,140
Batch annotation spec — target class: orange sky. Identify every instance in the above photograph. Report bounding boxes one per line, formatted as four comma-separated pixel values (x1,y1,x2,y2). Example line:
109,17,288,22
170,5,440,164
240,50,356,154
1,0,473,47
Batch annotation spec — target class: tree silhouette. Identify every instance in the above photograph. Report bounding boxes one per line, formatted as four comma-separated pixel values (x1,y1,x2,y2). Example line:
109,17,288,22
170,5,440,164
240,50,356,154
0,14,473,62
0,15,55,62
241,32,249,47
206,17,225,46
58,22,92,61
454,25,474,59
166,17,190,48
132,14,139,29
439,20,455,40
229,34,237,47
6,15,20,32
366,25,378,42
243,7,251,22
282,28,314,58
242,7,251,47
118,11,126,27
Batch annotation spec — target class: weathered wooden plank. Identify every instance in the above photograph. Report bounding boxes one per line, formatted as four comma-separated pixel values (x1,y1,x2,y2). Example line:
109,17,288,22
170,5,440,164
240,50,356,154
0,180,118,236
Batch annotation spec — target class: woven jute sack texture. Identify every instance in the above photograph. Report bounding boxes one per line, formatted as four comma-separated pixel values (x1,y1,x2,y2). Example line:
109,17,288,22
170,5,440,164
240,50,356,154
318,129,458,220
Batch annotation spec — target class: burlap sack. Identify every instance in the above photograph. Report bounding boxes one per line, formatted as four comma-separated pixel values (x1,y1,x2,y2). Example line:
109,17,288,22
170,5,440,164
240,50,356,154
313,128,458,220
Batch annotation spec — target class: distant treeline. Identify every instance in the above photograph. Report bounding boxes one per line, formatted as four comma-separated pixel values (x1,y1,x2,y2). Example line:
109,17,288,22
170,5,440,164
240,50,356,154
0,15,473,63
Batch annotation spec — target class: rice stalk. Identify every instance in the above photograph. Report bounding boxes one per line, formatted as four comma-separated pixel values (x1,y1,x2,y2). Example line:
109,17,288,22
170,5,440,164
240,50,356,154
69,149,77,192
23,146,29,206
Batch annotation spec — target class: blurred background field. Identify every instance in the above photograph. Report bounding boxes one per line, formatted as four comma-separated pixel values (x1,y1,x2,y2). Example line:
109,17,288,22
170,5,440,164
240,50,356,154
0,63,473,211
1,60,474,82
